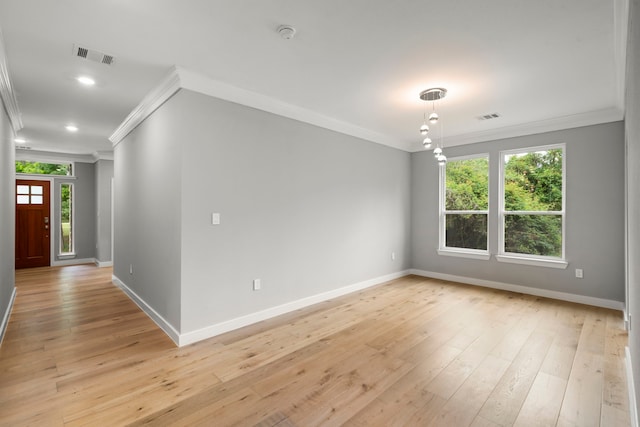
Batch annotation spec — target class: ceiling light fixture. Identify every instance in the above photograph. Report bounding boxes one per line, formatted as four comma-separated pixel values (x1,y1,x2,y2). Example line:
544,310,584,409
419,87,447,165
14,137,26,143
65,125,78,132
76,76,95,86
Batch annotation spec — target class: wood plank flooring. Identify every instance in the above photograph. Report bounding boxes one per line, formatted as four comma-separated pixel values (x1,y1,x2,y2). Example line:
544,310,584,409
0,264,631,426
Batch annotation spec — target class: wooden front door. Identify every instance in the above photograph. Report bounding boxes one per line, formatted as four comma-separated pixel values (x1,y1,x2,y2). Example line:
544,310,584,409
15,180,50,269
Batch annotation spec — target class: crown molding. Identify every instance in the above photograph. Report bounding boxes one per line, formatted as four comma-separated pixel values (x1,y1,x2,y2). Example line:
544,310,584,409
15,149,97,164
109,66,182,146
92,151,114,162
614,0,630,111
0,28,22,134
411,107,625,151
112,66,624,154
176,67,408,151
110,66,408,151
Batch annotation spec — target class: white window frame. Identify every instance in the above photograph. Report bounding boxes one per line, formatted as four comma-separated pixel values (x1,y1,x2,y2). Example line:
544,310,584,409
438,153,491,260
496,143,568,269
59,182,75,257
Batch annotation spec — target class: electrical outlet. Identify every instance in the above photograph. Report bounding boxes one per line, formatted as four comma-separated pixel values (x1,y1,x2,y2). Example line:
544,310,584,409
129,264,133,275
253,279,261,291
575,268,583,279
391,252,396,261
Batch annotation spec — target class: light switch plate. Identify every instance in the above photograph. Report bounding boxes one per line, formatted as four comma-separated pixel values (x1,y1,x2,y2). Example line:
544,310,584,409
211,213,220,225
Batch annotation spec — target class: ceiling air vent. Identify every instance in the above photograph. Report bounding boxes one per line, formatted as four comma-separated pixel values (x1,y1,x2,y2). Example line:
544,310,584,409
477,112,501,121
73,44,115,65
16,145,32,150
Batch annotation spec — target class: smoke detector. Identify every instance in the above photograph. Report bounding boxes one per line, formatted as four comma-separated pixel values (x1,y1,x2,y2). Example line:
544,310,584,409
277,25,296,40
73,44,115,65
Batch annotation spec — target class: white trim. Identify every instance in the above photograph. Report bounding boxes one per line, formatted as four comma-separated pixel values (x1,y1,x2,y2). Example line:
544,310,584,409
95,260,113,268
176,67,406,151
92,151,114,162
0,286,16,347
112,275,180,345
51,257,96,267
495,254,569,269
440,153,490,254
437,248,491,260
16,149,96,164
0,28,22,133
179,270,409,346
432,107,624,151
14,173,69,181
614,0,630,110
109,67,182,146
626,346,639,427
109,66,407,151
110,66,626,154
498,144,566,263
409,269,624,311
58,182,75,257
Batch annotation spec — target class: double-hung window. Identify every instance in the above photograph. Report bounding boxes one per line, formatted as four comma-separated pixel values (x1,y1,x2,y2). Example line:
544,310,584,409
497,144,567,268
439,154,490,259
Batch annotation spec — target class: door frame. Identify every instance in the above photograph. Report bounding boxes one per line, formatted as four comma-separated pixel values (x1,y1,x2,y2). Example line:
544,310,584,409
15,175,55,267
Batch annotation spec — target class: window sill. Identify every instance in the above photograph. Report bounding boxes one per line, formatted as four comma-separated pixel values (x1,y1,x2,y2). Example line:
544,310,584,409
57,253,76,260
495,254,568,269
438,248,491,260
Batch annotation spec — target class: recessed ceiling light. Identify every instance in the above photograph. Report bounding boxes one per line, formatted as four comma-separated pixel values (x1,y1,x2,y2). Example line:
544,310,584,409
65,125,79,132
76,76,95,86
14,138,26,143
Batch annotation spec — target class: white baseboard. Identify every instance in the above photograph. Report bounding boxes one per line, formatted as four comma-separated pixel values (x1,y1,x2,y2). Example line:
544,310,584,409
113,268,622,347
0,286,16,347
95,260,113,268
112,275,180,346
113,270,408,347
51,257,96,267
627,347,639,427
179,270,409,346
409,269,625,311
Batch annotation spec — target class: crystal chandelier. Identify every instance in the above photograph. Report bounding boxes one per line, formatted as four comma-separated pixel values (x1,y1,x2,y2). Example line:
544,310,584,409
419,88,447,165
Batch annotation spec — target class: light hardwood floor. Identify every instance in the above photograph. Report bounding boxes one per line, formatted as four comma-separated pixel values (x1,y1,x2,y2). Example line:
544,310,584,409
0,265,631,426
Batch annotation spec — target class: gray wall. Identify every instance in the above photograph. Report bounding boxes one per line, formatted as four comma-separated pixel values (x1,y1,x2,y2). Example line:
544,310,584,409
0,102,14,341
177,90,411,332
114,88,411,334
95,159,113,263
412,121,626,302
52,162,96,262
114,99,183,330
625,0,640,414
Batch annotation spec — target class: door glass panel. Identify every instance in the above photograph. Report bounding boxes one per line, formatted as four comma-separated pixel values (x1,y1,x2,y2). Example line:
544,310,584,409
31,186,43,195
31,195,43,204
17,195,29,204
17,185,29,194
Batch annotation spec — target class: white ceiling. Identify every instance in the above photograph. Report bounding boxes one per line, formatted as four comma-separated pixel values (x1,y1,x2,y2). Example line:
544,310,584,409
0,0,628,156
